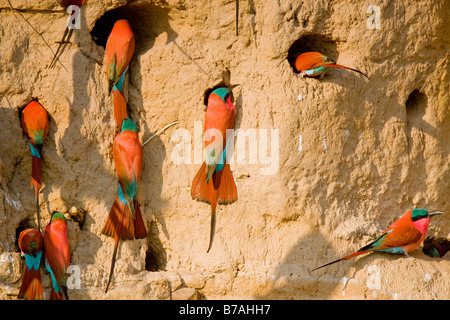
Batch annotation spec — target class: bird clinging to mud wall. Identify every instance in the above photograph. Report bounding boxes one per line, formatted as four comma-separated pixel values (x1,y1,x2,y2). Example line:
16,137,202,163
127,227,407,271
17,228,44,300
312,209,443,271
101,118,147,293
43,212,71,300
19,99,50,232
191,87,238,253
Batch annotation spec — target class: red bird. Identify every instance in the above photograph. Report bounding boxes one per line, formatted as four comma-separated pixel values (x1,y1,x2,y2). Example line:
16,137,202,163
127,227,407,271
44,212,71,300
423,237,450,258
105,19,135,93
112,71,128,130
191,87,238,253
49,0,88,68
102,118,147,293
19,99,50,232
295,52,369,79
18,229,44,300
313,209,443,271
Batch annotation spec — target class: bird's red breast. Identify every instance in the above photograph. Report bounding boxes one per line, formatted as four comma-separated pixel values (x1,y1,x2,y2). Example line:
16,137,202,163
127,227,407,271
204,93,236,148
382,210,428,252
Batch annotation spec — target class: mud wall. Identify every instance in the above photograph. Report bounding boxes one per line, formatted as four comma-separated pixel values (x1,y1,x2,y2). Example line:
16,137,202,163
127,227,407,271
0,0,449,299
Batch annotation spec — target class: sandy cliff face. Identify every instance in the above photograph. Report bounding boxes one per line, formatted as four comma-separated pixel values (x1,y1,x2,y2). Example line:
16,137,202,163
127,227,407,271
0,0,448,299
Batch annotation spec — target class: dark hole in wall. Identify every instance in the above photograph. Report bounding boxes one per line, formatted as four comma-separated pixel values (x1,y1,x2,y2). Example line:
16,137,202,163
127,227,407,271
90,9,122,48
145,221,167,271
405,89,428,154
287,34,338,73
405,89,427,115
90,2,172,54
145,248,160,272
14,219,32,253
423,236,450,258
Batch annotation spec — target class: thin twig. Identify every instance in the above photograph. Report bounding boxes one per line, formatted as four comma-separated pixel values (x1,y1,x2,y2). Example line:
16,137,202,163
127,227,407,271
6,0,68,72
236,0,239,36
141,121,180,147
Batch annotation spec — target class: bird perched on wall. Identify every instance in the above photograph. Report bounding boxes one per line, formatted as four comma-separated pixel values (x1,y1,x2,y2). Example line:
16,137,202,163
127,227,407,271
17,229,44,300
312,209,443,271
423,237,450,258
44,212,71,300
19,99,50,232
102,118,147,293
49,0,88,68
295,52,369,80
191,86,238,253
105,19,135,94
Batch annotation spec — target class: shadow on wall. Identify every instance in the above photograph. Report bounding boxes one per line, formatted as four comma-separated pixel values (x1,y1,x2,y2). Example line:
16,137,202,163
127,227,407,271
403,89,430,207
0,103,31,253
253,231,345,299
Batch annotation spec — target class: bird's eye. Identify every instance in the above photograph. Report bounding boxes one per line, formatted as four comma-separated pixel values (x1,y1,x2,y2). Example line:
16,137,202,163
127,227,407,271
412,214,427,221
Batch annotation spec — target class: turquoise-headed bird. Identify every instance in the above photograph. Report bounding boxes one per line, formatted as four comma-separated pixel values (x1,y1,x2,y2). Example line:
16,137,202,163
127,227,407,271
43,212,71,300
101,118,147,293
49,0,88,68
191,87,238,253
295,52,369,79
312,209,443,271
19,99,50,232
105,19,135,94
18,229,44,300
423,237,450,258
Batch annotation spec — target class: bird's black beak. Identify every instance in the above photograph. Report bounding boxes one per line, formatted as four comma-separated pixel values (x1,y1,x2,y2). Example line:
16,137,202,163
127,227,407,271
429,211,444,217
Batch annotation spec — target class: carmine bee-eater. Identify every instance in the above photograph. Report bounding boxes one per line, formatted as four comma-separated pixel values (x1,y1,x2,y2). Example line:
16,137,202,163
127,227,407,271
105,19,135,94
18,229,44,300
49,0,88,68
312,209,443,271
19,99,50,232
44,212,70,300
101,118,147,293
191,87,238,253
295,52,369,80
423,237,450,258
